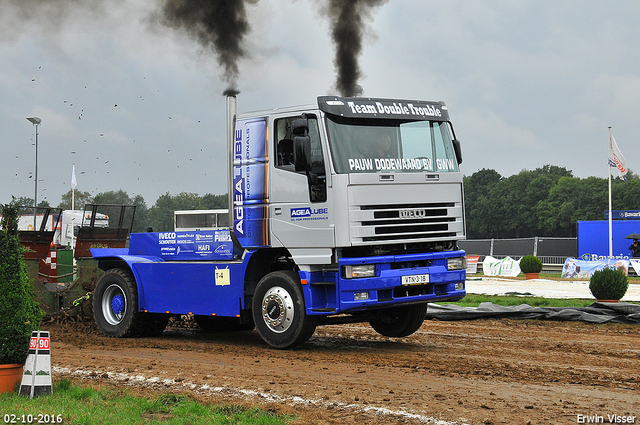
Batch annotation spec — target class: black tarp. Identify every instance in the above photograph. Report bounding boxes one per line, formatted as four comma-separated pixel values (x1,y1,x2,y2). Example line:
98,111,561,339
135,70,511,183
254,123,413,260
425,302,640,324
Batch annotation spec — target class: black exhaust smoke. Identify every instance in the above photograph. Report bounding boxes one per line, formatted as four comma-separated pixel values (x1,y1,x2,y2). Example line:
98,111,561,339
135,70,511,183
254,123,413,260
319,0,389,97
7,0,387,98
160,0,258,95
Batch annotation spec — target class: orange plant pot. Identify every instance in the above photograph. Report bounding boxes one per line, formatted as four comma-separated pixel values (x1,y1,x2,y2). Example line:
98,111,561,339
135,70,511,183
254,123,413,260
525,273,540,280
0,364,23,394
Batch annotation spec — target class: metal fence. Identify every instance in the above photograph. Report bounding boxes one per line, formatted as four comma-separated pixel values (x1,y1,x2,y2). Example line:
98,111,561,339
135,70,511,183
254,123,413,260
460,237,576,260
459,237,577,274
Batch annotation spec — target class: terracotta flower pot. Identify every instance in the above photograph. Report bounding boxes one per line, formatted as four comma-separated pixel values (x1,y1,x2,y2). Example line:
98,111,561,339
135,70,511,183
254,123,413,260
525,273,540,280
0,364,23,394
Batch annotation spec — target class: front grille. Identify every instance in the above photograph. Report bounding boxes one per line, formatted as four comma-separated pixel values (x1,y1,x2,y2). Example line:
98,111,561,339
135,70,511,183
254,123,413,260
350,202,463,245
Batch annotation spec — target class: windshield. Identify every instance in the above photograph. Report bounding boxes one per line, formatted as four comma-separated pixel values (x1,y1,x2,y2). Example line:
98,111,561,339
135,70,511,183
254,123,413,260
326,115,459,174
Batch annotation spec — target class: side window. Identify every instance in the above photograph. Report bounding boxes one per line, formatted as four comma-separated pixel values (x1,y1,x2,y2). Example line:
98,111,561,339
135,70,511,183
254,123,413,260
275,118,295,170
274,115,326,202
433,122,459,172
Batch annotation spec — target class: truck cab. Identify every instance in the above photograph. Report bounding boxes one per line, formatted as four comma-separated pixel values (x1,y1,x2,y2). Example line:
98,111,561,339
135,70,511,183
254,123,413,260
55,210,109,248
238,96,465,260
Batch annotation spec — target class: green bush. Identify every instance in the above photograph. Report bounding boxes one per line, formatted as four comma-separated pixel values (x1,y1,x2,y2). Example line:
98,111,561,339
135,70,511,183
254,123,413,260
589,267,629,301
519,255,543,274
0,200,43,364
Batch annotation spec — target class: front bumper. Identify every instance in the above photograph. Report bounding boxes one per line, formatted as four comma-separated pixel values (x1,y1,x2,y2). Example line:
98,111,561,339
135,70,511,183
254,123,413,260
301,250,466,315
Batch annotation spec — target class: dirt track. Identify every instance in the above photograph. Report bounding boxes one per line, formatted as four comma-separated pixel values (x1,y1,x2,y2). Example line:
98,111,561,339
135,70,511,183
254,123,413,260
44,317,639,425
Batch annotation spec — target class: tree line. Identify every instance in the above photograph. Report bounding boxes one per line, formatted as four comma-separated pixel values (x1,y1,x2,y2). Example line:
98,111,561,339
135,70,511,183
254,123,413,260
7,163,640,238
464,165,640,239
10,190,227,234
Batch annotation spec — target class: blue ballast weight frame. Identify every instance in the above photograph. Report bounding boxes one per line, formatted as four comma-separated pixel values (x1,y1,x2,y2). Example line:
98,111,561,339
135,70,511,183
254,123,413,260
93,234,465,318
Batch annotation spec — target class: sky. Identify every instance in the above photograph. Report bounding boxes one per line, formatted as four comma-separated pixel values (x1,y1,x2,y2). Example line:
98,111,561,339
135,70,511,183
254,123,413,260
2,0,640,207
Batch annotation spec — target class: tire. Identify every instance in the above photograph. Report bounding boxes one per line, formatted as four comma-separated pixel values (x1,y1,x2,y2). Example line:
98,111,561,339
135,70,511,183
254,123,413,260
196,316,255,333
369,304,428,338
93,268,145,337
252,270,318,349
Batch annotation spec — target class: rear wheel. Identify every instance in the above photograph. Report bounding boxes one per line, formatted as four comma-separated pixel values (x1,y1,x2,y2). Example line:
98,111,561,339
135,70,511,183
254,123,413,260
369,304,428,338
252,270,318,349
93,268,145,337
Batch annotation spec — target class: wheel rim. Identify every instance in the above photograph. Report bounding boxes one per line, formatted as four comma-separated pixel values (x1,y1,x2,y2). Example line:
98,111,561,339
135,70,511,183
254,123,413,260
261,286,294,333
102,284,127,326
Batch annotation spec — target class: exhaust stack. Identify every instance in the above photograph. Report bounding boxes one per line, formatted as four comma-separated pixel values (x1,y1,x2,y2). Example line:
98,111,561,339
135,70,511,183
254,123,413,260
226,93,241,250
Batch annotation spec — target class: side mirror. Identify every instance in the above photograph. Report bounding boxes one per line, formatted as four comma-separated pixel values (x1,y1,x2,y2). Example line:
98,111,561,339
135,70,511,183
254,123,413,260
291,118,309,136
292,118,308,136
294,135,311,172
292,118,310,172
453,139,463,165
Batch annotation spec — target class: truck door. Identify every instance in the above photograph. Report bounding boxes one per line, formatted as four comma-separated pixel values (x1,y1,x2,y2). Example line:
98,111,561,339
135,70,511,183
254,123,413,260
269,114,335,260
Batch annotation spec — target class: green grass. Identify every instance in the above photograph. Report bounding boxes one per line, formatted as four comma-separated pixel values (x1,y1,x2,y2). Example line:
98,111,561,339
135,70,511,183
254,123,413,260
0,379,294,425
444,294,599,308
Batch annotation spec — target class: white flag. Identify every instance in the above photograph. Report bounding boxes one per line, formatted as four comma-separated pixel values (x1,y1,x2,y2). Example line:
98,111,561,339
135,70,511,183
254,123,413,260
608,134,628,181
71,164,77,188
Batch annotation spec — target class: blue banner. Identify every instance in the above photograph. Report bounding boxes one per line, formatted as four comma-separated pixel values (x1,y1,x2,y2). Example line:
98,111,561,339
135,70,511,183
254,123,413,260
604,210,640,219
129,230,234,261
561,257,629,279
577,220,640,260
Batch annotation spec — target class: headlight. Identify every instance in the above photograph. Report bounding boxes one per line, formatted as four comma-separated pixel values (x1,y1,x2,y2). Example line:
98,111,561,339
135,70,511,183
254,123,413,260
447,257,467,271
343,264,376,279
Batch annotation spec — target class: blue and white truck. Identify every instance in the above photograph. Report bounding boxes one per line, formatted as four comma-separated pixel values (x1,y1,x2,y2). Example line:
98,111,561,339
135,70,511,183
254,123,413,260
91,94,467,348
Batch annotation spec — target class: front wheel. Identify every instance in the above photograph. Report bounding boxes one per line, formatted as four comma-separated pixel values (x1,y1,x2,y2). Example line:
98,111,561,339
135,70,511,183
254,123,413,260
252,271,318,349
369,304,428,338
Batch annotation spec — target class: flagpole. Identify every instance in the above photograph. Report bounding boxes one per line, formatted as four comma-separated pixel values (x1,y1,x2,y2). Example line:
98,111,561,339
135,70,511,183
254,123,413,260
608,127,613,258
608,129,629,259
71,163,76,259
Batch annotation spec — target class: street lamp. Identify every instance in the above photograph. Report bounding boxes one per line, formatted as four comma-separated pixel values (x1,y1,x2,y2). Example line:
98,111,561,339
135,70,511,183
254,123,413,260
26,117,41,229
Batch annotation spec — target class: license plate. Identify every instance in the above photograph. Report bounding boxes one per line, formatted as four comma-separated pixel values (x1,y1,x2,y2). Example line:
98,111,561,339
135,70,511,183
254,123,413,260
401,274,430,285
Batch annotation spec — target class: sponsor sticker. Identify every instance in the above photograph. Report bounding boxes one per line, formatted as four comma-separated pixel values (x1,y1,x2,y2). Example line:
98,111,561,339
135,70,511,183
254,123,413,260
290,207,329,222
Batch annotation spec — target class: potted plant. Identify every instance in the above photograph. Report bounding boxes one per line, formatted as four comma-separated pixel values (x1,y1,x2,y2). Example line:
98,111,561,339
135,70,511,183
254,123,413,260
589,267,628,302
0,201,43,393
519,255,543,279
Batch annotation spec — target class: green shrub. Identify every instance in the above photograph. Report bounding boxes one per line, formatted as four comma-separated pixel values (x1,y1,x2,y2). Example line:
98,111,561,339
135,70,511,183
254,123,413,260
589,267,629,301
0,200,43,364
519,255,543,274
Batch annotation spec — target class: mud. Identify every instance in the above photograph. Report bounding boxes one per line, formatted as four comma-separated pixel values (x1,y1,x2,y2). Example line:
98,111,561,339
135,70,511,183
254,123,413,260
43,317,640,425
